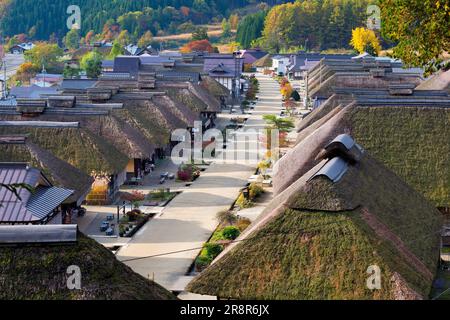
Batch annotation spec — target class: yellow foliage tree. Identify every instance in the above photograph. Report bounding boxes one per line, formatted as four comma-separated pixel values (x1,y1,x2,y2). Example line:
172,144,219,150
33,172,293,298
350,27,382,56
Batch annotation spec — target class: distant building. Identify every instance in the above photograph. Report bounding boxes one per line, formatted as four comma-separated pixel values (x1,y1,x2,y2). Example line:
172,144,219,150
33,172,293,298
0,163,74,225
9,42,34,54
271,55,290,75
286,52,354,80
203,53,244,98
124,44,156,56
237,49,268,71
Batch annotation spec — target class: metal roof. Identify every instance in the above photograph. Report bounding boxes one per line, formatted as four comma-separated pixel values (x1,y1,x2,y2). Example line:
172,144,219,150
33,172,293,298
0,164,72,223
26,186,73,220
326,134,355,150
0,224,77,244
309,157,349,183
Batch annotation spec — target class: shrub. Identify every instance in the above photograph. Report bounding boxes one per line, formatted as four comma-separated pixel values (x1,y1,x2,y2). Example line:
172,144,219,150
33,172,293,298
222,226,240,240
195,255,212,271
204,243,223,261
236,218,252,232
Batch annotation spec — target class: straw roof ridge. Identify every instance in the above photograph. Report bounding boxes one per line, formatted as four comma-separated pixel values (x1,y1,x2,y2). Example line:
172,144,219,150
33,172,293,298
273,106,354,195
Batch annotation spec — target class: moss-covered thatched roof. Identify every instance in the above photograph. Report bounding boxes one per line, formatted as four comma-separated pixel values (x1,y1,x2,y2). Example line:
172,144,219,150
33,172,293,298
0,138,93,204
200,75,230,98
112,100,172,147
279,100,450,207
0,126,128,176
165,86,209,114
188,152,442,300
0,232,176,300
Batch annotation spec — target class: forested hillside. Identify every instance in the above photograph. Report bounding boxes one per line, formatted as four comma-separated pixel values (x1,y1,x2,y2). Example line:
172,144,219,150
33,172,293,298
254,0,375,52
0,0,288,40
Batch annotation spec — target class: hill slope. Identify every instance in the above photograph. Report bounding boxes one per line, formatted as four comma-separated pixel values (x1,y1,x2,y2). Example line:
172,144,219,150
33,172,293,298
0,0,287,40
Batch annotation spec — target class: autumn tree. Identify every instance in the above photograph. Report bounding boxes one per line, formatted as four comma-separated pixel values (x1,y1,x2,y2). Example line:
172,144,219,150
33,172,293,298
138,31,153,48
116,30,131,46
229,14,239,30
24,42,63,70
14,62,39,84
380,0,450,71
85,30,95,46
350,27,382,56
180,39,214,53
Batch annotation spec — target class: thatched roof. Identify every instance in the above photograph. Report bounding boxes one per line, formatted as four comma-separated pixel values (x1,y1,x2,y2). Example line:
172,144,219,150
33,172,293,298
253,54,272,68
416,70,450,93
200,75,230,98
0,126,128,176
165,85,209,114
283,87,450,207
187,141,442,299
152,94,197,127
0,232,176,300
187,82,221,112
307,59,423,99
113,100,171,147
0,137,93,204
273,106,352,195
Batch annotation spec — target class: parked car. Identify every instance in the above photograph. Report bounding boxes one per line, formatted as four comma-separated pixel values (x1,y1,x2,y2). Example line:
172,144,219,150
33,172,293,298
100,221,109,232
168,173,175,180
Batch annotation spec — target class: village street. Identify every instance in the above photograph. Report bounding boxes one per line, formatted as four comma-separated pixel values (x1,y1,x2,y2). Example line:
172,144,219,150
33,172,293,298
114,74,283,292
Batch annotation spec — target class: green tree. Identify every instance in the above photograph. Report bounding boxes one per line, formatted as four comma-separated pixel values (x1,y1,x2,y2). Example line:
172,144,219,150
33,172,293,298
64,28,80,50
221,18,232,39
263,114,295,133
80,51,102,78
63,65,80,79
380,0,450,71
236,11,267,49
109,40,124,59
192,26,209,41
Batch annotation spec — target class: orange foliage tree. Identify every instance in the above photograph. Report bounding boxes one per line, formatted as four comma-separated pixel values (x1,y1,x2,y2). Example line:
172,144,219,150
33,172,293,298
180,39,214,53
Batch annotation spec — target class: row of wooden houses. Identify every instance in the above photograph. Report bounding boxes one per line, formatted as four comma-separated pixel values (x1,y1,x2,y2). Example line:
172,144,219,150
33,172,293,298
0,55,232,222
